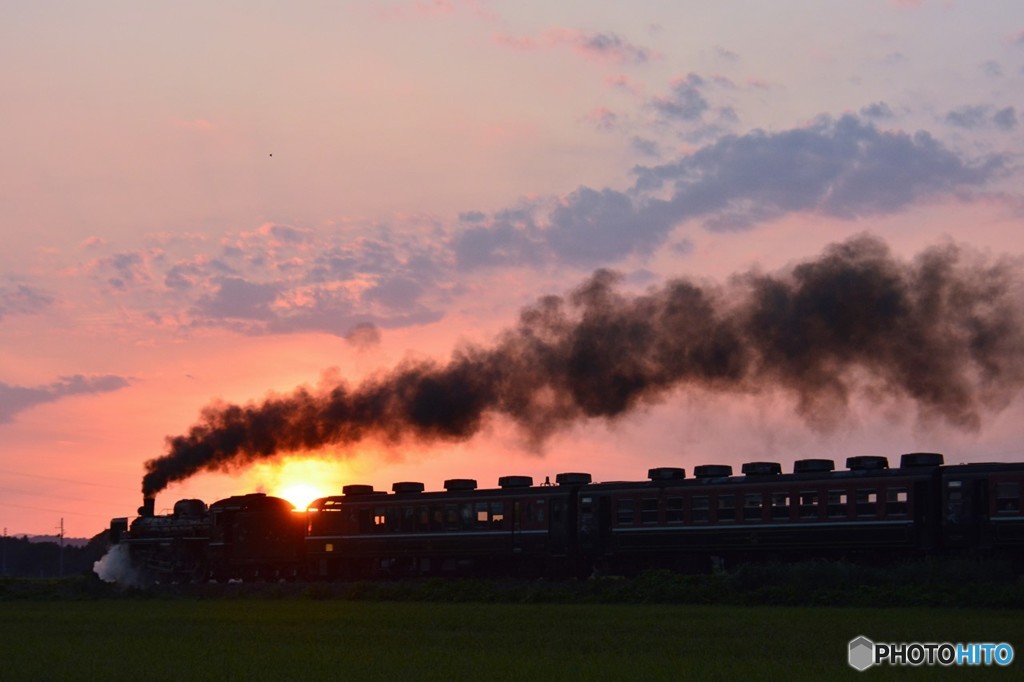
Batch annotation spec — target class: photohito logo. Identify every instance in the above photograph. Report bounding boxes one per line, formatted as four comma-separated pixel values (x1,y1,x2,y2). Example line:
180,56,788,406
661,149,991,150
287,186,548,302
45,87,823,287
848,636,1014,670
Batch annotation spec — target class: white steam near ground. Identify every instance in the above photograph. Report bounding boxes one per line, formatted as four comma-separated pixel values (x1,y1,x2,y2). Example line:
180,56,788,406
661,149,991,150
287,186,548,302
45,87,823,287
93,544,147,588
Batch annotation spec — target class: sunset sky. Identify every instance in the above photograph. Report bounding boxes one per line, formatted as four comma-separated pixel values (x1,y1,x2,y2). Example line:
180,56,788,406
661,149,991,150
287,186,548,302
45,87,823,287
3,1,1024,536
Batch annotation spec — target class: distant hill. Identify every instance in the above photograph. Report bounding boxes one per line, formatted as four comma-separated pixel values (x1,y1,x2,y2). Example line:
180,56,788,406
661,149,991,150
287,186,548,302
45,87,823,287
23,535,90,548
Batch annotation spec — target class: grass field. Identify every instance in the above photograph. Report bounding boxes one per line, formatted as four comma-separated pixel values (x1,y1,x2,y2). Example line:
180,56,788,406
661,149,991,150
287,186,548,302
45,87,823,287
2,600,1020,680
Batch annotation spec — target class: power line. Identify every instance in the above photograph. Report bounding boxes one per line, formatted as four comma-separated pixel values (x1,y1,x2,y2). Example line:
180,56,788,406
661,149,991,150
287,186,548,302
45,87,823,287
0,499,113,520
0,485,120,506
0,467,125,490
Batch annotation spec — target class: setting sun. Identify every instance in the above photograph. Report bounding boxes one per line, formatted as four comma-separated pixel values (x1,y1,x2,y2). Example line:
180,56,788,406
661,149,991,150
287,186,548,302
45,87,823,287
250,458,347,511
277,482,326,511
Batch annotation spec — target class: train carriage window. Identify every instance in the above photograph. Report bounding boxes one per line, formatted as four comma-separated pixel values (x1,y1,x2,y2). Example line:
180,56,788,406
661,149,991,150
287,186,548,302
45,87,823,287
616,498,635,525
402,506,416,532
444,504,460,531
770,492,790,520
373,507,387,531
823,489,847,516
431,506,444,531
388,507,404,532
856,490,878,516
691,496,710,523
996,483,1020,513
475,502,489,528
886,488,908,516
946,482,964,524
743,493,763,521
717,494,736,522
491,502,506,528
827,491,848,517
461,503,474,530
550,500,564,525
535,499,546,524
416,506,430,532
798,491,818,519
641,498,659,524
355,508,372,534
666,497,684,524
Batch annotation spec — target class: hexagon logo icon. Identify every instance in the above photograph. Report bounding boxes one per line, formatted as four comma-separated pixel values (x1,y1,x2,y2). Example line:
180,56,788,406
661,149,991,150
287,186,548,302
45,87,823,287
848,636,875,671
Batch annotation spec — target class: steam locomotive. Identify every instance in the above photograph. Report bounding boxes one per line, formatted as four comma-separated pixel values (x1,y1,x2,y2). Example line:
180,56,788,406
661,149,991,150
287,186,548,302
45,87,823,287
108,453,1024,583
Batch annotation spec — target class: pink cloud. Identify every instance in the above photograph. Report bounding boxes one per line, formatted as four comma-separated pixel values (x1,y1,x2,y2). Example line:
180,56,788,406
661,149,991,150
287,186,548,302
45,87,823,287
378,0,494,21
170,118,216,132
80,236,107,250
581,107,619,131
605,74,644,94
492,32,540,51
493,28,656,65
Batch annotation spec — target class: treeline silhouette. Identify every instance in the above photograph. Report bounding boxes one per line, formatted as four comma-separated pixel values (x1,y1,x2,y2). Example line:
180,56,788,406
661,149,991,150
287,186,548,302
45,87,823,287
0,533,108,578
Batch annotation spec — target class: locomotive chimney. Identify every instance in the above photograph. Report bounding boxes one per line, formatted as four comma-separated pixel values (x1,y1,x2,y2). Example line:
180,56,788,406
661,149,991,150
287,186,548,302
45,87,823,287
138,496,155,517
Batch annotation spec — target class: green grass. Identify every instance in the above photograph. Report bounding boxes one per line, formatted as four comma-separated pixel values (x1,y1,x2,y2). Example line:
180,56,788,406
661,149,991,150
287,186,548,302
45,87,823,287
2,600,1021,681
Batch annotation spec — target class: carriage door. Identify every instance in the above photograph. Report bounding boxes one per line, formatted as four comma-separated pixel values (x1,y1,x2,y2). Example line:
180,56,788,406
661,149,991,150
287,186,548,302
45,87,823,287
578,495,596,551
944,478,988,549
549,497,569,557
511,500,523,554
577,494,611,553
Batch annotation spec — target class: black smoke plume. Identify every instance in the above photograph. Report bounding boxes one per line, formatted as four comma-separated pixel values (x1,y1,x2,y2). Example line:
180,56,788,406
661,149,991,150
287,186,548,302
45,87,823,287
142,235,1024,495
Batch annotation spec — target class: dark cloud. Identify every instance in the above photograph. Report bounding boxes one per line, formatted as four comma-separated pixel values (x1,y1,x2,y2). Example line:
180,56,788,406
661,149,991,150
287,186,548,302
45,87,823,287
142,235,1024,496
993,107,1018,131
636,114,1002,225
263,294,443,337
0,284,53,320
860,101,894,119
585,107,619,131
194,277,282,321
165,259,235,291
630,136,660,157
0,374,131,425
945,104,1018,131
714,47,739,62
453,210,543,269
103,252,149,291
981,60,1003,77
546,187,675,265
458,210,487,223
265,224,311,244
945,105,991,129
344,322,381,350
363,275,425,309
458,115,1002,268
495,28,653,65
650,73,710,122
576,31,652,64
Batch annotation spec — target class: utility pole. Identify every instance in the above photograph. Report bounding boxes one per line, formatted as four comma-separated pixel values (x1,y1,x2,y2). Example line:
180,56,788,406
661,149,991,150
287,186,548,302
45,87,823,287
2,527,6,577
57,518,64,578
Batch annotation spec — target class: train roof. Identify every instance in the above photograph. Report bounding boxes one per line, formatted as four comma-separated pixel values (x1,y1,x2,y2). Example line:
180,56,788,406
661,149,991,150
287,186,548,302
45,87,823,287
305,453,998,506
209,492,295,513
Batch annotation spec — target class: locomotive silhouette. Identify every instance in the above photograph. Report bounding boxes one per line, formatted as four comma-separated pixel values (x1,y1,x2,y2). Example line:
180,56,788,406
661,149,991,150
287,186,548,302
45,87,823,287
110,452,1024,582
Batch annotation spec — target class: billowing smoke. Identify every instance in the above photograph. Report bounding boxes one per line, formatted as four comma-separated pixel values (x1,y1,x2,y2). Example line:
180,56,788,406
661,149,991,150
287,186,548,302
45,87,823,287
143,234,1024,496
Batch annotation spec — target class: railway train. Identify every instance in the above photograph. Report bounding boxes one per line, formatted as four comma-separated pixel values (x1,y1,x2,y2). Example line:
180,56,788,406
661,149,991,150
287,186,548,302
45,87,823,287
107,452,1024,583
